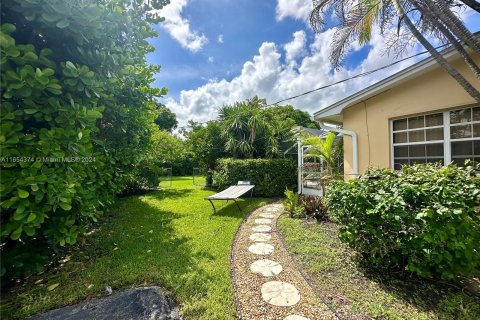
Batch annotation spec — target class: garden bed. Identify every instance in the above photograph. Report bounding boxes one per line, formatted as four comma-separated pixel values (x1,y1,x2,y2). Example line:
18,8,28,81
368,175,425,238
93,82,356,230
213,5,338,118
277,216,480,320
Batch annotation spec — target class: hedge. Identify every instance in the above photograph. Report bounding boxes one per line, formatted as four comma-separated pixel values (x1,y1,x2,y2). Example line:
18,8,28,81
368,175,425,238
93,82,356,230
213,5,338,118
325,163,480,279
0,0,167,280
213,158,296,197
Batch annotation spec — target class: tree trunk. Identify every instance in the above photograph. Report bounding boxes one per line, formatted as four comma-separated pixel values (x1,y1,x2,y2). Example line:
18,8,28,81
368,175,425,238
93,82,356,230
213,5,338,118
457,0,480,13
414,0,480,80
431,0,480,54
392,0,480,102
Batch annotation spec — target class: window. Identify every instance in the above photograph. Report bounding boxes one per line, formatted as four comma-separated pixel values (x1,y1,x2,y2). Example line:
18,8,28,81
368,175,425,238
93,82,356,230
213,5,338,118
450,106,480,165
391,106,480,169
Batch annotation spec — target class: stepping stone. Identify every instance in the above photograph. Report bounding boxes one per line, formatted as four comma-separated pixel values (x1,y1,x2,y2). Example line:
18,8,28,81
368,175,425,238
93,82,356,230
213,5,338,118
250,259,282,276
261,281,300,307
255,218,272,224
259,212,275,218
265,207,277,213
284,315,310,320
248,243,274,255
249,233,271,242
252,225,271,233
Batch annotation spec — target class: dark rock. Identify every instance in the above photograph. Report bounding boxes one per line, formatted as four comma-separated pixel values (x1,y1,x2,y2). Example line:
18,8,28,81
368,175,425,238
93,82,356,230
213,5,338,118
29,286,181,320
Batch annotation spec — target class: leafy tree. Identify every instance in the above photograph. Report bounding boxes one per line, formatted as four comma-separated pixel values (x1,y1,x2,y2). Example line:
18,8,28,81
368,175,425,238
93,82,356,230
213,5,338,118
219,97,269,158
0,0,168,279
310,0,480,101
153,102,178,132
187,121,228,170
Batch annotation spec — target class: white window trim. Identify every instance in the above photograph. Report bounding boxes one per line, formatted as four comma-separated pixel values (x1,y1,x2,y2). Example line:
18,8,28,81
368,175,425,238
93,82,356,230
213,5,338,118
390,106,479,169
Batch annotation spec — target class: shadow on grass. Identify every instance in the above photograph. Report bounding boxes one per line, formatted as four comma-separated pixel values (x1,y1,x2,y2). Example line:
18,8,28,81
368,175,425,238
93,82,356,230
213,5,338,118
328,226,480,319
211,198,265,218
355,258,480,317
2,196,207,319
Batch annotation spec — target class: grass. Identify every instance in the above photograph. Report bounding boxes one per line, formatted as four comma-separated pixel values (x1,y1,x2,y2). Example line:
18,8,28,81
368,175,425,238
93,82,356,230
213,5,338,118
1,177,268,320
277,216,480,320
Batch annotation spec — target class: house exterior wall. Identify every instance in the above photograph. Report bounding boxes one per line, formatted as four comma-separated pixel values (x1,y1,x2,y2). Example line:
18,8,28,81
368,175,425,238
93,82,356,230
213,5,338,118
342,54,480,177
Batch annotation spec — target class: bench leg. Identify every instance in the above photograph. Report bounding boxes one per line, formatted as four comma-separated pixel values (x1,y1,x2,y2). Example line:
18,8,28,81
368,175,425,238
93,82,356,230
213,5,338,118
208,199,216,213
233,199,242,212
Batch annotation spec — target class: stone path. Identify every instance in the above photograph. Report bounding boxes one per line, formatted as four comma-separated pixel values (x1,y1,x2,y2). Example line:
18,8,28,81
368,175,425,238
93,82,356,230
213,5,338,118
231,203,335,320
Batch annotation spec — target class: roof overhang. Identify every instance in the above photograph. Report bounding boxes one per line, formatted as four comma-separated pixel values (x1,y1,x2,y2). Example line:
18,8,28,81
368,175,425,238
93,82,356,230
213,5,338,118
314,46,459,123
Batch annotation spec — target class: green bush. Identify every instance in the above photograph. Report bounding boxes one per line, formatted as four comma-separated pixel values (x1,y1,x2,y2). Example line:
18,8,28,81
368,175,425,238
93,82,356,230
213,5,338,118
213,158,296,197
0,0,167,280
325,163,480,279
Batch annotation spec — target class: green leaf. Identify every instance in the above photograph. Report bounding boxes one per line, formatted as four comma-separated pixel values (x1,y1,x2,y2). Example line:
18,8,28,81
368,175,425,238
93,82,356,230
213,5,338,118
24,109,37,114
1,23,16,33
27,213,37,222
56,20,70,28
47,283,60,291
11,226,22,240
31,184,39,191
59,203,72,211
18,189,29,198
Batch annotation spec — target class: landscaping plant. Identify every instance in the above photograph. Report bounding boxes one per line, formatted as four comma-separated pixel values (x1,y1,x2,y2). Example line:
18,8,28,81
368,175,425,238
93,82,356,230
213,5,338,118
298,195,329,221
213,158,296,197
325,163,480,279
0,0,168,280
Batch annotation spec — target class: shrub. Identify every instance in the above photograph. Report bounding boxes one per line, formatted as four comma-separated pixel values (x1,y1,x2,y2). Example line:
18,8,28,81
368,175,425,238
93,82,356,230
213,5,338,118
298,195,329,221
213,158,296,197
283,188,300,218
325,163,480,279
1,0,167,280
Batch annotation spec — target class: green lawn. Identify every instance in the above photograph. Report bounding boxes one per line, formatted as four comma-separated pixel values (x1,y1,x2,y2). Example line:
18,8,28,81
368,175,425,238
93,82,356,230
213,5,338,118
278,216,480,320
1,177,267,320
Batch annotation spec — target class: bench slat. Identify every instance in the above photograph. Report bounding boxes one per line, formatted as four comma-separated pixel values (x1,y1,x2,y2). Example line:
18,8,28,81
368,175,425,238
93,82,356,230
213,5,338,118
205,185,254,200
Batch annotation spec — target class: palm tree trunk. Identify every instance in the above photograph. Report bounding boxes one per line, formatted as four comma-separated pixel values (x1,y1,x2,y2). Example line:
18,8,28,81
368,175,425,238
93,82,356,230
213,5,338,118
413,0,480,80
392,0,480,102
457,0,480,13
430,0,480,54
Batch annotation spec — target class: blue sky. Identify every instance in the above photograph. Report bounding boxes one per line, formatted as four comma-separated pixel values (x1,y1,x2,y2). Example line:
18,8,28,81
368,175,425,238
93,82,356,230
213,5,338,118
146,0,480,127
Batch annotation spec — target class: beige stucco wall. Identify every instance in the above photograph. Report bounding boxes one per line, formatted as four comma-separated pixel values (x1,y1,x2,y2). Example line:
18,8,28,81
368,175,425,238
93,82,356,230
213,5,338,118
342,54,480,177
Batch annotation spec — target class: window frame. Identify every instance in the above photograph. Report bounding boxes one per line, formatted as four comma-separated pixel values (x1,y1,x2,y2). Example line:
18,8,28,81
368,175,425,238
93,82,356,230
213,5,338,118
390,105,480,169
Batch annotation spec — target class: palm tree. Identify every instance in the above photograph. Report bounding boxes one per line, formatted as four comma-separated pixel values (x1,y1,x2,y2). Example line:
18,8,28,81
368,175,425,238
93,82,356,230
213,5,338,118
219,97,268,158
303,131,341,176
310,0,480,102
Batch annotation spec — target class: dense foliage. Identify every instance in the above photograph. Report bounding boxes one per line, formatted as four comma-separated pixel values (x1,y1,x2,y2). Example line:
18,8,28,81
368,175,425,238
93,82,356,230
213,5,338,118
216,97,317,159
325,163,480,279
213,158,296,197
154,103,178,132
0,0,167,279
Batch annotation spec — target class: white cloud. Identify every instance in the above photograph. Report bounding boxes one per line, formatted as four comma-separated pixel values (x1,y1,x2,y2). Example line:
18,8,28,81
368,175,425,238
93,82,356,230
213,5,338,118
155,0,208,52
166,28,421,127
284,30,307,64
276,0,312,22
208,56,214,63
218,34,224,43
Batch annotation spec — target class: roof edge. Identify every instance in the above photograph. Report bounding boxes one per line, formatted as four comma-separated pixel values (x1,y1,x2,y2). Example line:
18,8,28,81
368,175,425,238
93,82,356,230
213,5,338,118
314,46,458,119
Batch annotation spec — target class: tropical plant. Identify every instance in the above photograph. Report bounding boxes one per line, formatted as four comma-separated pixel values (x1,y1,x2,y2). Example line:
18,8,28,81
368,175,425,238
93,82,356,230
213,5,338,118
1,0,168,279
283,188,300,217
219,96,269,158
310,0,480,102
303,131,343,177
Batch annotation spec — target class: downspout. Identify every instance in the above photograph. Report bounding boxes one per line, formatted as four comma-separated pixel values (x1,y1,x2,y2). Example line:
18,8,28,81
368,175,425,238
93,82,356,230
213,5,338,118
317,122,359,177
297,137,303,194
